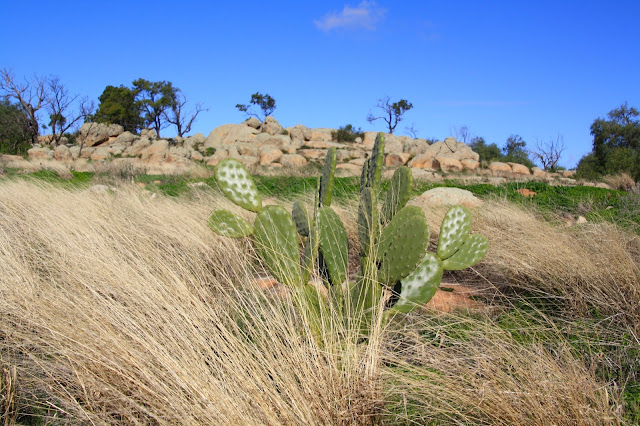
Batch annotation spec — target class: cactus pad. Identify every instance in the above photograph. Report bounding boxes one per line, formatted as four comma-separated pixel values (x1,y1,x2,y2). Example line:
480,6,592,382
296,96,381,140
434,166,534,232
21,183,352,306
389,253,443,314
292,201,312,237
381,166,413,224
317,206,348,286
253,205,301,287
208,209,254,238
442,234,488,271
319,147,337,206
436,206,472,260
378,207,430,286
360,157,370,190
300,222,319,284
215,159,262,212
358,187,379,257
367,133,385,191
377,205,427,262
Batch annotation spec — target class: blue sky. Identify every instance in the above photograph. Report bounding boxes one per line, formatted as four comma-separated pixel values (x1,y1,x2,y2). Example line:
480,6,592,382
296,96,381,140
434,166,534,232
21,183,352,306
1,0,639,167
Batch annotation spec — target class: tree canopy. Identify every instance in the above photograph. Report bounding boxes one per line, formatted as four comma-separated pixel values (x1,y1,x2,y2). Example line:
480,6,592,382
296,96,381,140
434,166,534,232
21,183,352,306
366,96,413,134
577,103,640,180
92,85,143,133
236,92,276,122
0,96,33,155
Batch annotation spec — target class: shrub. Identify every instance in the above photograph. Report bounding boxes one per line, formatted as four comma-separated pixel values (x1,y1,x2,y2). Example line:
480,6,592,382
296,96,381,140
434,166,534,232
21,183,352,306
331,124,364,143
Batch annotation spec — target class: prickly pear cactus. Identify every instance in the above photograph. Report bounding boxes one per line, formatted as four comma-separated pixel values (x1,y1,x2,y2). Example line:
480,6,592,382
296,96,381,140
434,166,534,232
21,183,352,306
442,234,489,271
207,209,254,238
319,147,337,207
389,253,443,314
353,132,488,317
317,206,348,286
436,206,472,259
292,201,312,237
215,159,262,212
381,166,412,224
253,205,301,288
357,187,379,257
377,206,430,286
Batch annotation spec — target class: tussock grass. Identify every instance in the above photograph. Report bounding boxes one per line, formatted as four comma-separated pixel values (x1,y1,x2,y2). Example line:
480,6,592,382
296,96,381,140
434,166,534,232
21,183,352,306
456,200,640,328
384,312,621,425
0,181,630,424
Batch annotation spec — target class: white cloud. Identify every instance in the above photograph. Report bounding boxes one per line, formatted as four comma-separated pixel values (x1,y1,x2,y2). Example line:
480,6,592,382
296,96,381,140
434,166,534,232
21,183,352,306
314,1,386,32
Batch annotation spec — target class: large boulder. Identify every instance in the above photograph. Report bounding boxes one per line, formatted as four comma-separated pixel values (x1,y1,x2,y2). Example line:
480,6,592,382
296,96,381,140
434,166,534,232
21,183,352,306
251,133,292,148
140,140,169,162
413,187,482,208
532,167,547,178
460,159,480,171
434,156,463,173
205,124,259,147
385,152,411,167
408,153,437,170
259,146,283,166
205,148,228,167
280,154,308,168
263,116,284,135
140,128,157,139
243,117,262,129
79,123,124,147
53,144,72,161
298,149,326,161
90,146,112,161
288,124,312,143
311,128,334,142
404,138,430,155
184,133,206,149
169,146,191,161
489,162,512,175
125,138,152,157
27,147,53,160
110,131,137,146
509,163,531,175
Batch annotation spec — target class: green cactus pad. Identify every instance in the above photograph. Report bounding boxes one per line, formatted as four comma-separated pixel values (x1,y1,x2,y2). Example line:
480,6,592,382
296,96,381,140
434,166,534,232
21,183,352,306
442,234,489,271
367,133,385,191
436,205,472,260
357,187,379,257
317,206,348,286
360,157,370,190
389,253,443,314
381,166,413,224
377,205,427,262
319,147,337,206
292,201,312,237
300,222,319,284
253,205,301,288
215,159,262,213
207,209,254,238
378,207,430,286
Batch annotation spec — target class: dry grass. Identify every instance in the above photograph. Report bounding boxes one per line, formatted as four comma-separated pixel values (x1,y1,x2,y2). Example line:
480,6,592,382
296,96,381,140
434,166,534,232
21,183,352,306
420,200,640,330
383,312,621,425
604,173,637,192
0,181,630,424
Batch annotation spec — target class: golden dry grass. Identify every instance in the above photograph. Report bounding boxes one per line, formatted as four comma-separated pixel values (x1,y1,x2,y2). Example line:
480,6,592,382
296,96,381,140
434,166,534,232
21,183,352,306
0,180,632,424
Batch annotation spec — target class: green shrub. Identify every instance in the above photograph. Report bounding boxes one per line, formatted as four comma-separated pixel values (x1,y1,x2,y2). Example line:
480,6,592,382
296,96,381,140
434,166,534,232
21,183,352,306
331,124,364,143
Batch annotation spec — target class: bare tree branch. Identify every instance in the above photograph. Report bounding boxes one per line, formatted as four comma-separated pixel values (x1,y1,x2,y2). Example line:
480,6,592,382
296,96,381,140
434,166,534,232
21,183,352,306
164,90,207,137
46,77,94,145
0,67,48,144
366,96,413,134
530,135,566,171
